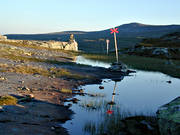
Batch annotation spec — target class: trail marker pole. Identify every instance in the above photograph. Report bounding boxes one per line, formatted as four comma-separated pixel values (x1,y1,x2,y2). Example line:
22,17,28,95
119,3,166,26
110,28,119,63
106,39,110,55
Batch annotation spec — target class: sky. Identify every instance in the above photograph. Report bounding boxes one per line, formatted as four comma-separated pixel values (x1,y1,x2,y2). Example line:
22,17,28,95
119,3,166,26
0,0,180,34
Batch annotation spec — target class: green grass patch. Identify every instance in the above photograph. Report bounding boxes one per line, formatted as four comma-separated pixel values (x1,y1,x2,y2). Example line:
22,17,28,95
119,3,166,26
119,55,180,78
80,53,180,78
81,52,116,63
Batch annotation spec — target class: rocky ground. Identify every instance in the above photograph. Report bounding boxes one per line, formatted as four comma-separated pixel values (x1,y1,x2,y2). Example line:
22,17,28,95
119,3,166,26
0,43,79,135
0,42,130,135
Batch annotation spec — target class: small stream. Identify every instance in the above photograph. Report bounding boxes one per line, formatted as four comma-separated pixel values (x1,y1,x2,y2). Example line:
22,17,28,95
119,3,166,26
63,56,180,135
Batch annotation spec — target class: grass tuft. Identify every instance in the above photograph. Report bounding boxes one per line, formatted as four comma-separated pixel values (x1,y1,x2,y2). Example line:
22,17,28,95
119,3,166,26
0,95,17,106
61,88,73,94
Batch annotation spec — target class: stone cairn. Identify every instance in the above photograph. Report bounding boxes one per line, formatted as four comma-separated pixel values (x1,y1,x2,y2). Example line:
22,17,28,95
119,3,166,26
68,34,75,44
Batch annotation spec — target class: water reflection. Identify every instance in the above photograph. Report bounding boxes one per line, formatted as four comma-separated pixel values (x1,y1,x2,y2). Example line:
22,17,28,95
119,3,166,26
62,56,180,135
107,81,117,114
75,56,111,68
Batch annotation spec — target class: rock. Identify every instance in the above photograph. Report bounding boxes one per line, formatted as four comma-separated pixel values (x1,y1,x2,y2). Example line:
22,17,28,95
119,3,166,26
24,52,32,56
166,80,172,84
71,98,79,104
0,35,7,40
21,86,30,91
99,86,104,89
19,81,24,84
123,116,159,135
67,103,72,108
1,38,78,51
64,41,78,51
64,98,79,104
26,94,34,99
51,127,55,130
0,106,4,112
140,120,154,130
157,97,180,135
109,62,128,72
18,95,34,103
0,77,6,81
152,48,169,57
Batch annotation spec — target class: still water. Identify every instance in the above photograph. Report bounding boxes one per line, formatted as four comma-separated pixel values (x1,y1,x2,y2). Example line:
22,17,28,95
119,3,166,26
63,56,180,135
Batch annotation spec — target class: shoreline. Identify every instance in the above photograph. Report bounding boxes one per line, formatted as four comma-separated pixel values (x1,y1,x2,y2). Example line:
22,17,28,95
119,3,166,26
0,41,132,134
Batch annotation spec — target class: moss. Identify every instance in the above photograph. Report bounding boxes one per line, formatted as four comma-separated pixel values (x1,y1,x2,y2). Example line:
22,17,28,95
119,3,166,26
0,95,17,106
158,97,180,123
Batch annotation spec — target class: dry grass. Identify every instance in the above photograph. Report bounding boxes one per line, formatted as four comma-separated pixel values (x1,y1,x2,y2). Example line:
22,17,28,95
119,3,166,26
0,95,17,106
0,64,91,80
61,88,73,93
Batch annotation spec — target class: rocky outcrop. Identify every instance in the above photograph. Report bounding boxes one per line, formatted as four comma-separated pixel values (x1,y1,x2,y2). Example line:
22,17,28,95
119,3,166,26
152,48,169,57
0,35,7,40
157,97,180,135
0,34,78,51
127,46,180,59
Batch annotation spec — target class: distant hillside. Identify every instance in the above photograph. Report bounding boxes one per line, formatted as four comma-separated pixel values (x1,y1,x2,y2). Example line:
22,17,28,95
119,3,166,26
6,23,180,53
138,32,180,48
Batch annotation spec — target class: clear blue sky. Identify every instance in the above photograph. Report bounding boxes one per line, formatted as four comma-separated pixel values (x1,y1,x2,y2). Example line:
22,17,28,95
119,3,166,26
0,0,180,34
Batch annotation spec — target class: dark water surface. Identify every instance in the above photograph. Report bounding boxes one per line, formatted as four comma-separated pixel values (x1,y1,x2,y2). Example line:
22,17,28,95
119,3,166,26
63,56,180,135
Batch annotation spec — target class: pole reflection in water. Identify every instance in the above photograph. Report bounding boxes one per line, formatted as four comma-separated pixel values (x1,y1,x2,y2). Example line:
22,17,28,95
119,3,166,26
106,76,124,115
107,81,117,114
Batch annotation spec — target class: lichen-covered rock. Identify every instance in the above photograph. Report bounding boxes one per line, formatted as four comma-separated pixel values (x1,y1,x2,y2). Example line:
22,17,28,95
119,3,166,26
156,97,180,135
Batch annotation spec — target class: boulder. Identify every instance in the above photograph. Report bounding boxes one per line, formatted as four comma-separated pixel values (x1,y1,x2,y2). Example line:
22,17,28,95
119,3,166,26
109,62,128,72
0,35,7,40
64,40,78,51
156,97,180,135
152,48,169,57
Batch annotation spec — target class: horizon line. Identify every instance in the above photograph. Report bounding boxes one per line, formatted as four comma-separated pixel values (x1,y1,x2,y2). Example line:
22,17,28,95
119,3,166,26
3,22,180,35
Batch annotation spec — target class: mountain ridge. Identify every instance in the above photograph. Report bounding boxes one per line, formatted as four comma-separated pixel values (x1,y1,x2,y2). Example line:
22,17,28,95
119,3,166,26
5,22,180,35
5,22,180,53
44,22,180,35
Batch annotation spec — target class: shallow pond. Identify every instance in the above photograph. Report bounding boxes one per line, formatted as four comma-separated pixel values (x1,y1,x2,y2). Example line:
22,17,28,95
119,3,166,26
63,56,180,135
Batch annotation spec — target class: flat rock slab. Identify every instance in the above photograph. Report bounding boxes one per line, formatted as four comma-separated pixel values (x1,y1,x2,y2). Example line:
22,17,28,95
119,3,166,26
0,100,72,135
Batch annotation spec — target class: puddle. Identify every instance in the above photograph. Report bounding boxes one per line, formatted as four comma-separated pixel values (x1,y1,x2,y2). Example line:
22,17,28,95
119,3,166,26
63,56,180,135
